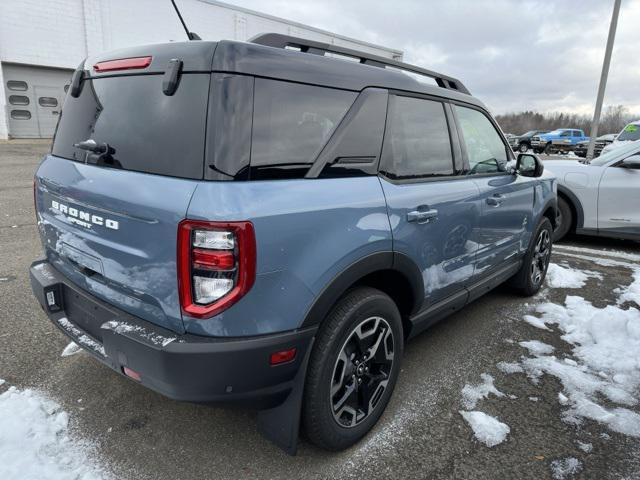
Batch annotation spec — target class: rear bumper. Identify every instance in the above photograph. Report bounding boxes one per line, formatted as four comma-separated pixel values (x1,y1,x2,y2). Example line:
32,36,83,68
30,259,316,407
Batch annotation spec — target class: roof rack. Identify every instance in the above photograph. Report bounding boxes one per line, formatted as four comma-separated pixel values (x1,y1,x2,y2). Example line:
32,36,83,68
249,33,470,95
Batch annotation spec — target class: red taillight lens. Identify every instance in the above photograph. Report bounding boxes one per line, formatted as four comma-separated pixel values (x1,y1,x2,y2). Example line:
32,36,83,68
177,220,256,319
192,249,235,270
93,56,152,72
270,348,297,366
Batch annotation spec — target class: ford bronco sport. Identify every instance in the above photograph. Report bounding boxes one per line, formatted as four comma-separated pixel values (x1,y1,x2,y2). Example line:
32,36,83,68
30,33,557,453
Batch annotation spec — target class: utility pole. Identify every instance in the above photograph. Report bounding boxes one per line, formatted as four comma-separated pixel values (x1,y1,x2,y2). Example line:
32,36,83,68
586,0,622,161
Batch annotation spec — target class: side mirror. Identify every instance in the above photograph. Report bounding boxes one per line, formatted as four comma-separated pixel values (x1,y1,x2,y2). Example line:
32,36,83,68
621,155,640,170
516,153,544,177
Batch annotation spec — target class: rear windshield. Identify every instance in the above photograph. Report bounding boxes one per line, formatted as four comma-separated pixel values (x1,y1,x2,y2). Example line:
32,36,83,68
52,73,210,179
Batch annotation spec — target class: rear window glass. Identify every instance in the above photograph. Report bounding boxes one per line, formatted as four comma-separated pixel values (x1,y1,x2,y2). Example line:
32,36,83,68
250,79,356,178
381,96,454,179
52,73,209,179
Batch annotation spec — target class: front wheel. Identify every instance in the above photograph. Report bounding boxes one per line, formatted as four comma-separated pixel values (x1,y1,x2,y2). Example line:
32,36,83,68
509,217,553,296
544,143,553,155
302,287,403,451
519,143,529,153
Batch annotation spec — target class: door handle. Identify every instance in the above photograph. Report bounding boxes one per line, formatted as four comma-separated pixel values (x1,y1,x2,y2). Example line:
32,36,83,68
486,194,506,207
407,208,438,224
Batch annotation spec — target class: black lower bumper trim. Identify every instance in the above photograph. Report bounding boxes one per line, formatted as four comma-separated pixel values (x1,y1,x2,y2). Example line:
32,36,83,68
30,259,316,407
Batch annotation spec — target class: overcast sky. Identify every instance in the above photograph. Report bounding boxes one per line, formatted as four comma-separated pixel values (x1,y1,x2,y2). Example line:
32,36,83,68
225,0,639,116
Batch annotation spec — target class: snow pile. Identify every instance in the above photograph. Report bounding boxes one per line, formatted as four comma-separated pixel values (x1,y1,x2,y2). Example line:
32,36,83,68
461,373,504,409
459,411,510,447
0,382,107,480
520,296,640,437
545,263,602,289
550,457,582,479
617,268,640,306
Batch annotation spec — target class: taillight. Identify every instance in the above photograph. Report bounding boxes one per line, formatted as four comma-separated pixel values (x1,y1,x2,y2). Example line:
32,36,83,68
93,56,152,72
177,220,256,318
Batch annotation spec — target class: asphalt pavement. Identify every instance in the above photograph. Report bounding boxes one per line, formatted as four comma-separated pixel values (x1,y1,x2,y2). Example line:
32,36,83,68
1,142,638,480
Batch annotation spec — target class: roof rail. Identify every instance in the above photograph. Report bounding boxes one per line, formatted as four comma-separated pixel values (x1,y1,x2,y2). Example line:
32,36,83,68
249,33,470,95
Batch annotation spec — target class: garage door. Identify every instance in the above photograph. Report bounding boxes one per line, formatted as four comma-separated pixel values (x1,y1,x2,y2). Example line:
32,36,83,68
3,63,73,138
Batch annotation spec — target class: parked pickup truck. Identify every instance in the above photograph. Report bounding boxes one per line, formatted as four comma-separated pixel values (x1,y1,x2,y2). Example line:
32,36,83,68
531,129,589,154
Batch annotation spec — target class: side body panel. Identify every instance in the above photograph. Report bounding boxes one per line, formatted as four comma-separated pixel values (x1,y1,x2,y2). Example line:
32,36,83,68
379,177,481,306
472,174,535,275
597,164,640,235
184,177,392,336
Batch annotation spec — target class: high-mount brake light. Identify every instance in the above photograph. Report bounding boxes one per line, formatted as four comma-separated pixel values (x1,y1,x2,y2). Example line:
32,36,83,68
93,56,152,73
178,220,256,318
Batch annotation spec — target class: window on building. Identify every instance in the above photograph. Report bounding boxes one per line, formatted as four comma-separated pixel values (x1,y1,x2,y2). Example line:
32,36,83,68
10,110,31,120
9,95,29,106
380,95,454,179
454,105,508,175
7,80,28,91
38,97,58,107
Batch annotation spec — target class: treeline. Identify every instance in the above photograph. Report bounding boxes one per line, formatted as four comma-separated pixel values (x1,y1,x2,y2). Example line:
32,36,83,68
495,105,638,136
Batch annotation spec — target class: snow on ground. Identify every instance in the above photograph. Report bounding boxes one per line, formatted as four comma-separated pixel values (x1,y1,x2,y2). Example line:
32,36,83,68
617,267,640,306
0,380,107,480
518,296,640,437
550,457,582,480
519,340,554,356
459,411,510,447
61,341,82,357
461,373,505,409
545,263,602,289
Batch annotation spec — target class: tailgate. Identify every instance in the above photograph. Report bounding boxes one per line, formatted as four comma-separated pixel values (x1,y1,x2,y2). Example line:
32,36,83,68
33,42,216,333
35,156,198,333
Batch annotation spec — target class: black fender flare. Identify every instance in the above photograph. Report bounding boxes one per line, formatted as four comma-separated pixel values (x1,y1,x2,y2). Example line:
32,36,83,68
300,251,424,329
557,184,585,229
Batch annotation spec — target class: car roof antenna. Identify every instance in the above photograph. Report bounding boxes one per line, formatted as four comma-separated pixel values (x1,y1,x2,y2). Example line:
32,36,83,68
170,0,201,40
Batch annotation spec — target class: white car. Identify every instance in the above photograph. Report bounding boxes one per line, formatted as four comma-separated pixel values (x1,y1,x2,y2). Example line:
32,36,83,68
546,140,640,241
600,120,640,155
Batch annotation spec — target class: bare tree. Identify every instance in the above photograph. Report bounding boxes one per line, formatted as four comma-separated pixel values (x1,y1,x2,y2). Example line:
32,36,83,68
496,106,637,137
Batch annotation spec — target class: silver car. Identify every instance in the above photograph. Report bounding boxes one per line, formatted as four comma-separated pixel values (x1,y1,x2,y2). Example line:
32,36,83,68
546,140,640,241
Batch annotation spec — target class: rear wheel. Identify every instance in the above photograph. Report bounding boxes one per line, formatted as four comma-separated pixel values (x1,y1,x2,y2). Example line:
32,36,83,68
553,196,573,241
509,217,553,296
302,287,403,451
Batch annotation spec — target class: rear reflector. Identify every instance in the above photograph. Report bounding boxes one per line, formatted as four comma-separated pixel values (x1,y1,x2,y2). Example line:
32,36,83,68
122,366,142,382
270,348,297,365
94,56,152,73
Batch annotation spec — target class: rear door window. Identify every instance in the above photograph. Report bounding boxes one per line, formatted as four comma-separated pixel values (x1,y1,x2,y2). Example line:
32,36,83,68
52,73,210,179
380,95,454,179
250,79,356,179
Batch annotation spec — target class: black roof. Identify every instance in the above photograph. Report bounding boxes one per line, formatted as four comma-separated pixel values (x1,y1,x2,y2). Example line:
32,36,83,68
85,36,484,109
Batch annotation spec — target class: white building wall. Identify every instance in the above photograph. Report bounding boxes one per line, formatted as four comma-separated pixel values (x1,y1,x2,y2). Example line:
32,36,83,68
0,66,7,139
0,0,402,139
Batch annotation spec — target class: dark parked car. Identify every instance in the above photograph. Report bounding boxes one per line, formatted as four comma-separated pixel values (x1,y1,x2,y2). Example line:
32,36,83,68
574,134,617,158
508,130,549,153
30,33,557,454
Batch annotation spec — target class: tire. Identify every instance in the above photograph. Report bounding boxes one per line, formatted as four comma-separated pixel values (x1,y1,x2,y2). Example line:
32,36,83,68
509,217,553,296
519,143,529,153
302,286,403,451
544,143,553,155
553,196,573,242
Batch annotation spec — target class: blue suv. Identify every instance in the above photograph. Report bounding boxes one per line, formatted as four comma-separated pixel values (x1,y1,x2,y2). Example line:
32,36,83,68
30,34,557,453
